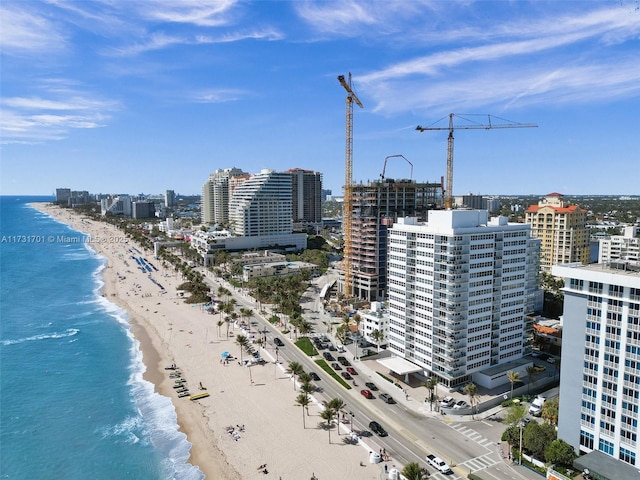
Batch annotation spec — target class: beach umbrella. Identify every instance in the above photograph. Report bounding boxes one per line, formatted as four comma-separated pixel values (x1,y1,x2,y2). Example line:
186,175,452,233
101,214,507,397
221,351,229,358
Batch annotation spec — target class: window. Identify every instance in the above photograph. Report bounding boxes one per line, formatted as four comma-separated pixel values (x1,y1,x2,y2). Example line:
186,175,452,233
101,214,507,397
580,430,594,450
620,447,636,465
599,438,614,456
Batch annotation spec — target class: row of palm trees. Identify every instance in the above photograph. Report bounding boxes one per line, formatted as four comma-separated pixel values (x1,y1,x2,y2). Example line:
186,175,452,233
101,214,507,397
284,361,348,443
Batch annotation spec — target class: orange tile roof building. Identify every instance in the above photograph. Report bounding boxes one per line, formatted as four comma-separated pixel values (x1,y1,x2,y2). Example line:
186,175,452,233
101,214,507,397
525,193,589,272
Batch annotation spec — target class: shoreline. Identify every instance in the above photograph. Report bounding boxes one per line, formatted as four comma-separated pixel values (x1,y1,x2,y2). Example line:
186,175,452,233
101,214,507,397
31,202,237,479
31,203,387,480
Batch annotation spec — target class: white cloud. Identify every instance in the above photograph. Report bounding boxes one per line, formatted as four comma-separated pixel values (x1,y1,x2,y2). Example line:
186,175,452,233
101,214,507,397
193,88,248,104
0,4,67,54
134,0,239,27
0,90,118,144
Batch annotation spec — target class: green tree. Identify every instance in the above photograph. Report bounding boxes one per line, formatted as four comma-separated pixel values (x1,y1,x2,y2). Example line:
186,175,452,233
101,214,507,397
545,439,577,467
523,422,557,460
370,328,385,351
525,365,537,393
327,397,346,436
504,403,527,427
235,334,248,363
422,377,438,411
541,397,559,425
285,361,305,390
295,392,310,429
463,382,479,418
319,407,335,444
401,462,429,480
507,371,521,399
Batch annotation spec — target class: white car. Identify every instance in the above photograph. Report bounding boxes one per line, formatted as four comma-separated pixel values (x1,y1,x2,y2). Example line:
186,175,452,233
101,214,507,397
440,396,455,408
453,400,469,410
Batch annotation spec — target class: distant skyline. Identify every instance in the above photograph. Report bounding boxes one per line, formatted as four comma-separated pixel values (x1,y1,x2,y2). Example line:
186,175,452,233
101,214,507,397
1,1,639,196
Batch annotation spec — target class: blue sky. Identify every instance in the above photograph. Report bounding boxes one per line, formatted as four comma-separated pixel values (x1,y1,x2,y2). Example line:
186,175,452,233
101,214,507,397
1,1,639,197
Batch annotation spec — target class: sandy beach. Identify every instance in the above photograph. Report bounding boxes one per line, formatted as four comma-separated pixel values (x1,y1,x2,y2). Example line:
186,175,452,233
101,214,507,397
33,203,392,480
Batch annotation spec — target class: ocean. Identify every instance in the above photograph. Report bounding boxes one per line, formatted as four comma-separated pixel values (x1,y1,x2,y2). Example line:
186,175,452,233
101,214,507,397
0,196,203,480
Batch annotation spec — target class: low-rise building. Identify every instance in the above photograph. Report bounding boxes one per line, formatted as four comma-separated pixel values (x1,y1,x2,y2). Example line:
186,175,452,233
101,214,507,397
242,260,318,282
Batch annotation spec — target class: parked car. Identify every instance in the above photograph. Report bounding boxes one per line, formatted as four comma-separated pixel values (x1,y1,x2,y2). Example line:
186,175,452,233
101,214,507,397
323,352,335,361
379,393,396,404
369,421,388,437
360,389,374,399
453,400,469,410
274,338,284,347
309,372,320,381
365,382,378,391
346,367,357,375
340,372,352,380
337,356,350,366
331,362,342,370
440,396,455,408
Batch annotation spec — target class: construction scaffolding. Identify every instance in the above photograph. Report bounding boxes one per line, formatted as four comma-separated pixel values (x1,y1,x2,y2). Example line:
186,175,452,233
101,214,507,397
338,178,443,301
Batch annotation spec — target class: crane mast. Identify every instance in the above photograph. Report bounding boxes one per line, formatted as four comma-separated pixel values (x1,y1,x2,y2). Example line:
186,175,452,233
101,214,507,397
417,114,537,209
338,73,363,298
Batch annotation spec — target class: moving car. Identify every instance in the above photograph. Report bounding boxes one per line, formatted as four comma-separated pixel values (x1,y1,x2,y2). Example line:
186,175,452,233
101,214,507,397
369,421,388,437
426,454,453,474
364,382,378,391
340,372,352,380
309,372,321,381
440,396,455,408
346,367,357,375
274,338,284,347
379,393,396,404
360,389,374,399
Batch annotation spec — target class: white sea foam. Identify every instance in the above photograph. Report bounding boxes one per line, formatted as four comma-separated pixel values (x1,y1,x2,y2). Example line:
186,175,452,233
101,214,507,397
1,328,79,346
95,270,204,480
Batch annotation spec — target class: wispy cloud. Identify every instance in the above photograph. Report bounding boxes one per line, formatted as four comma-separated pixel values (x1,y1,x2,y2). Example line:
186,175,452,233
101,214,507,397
0,89,119,144
294,0,427,37
133,0,240,27
193,88,249,104
0,4,67,55
356,5,640,114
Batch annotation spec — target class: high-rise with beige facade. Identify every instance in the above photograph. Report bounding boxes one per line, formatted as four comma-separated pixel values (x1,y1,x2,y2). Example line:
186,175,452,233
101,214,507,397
525,193,589,272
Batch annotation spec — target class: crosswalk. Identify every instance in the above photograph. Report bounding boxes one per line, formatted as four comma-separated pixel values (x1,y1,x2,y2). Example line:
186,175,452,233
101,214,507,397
447,422,496,449
428,453,501,480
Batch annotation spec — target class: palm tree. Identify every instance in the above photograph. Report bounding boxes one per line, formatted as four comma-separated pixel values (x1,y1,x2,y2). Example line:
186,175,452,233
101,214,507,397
216,319,224,339
463,382,479,418
401,462,429,480
235,334,248,363
370,328,384,352
295,392,310,428
507,371,521,399
327,398,346,436
319,407,335,444
525,365,537,393
285,361,305,390
422,376,439,411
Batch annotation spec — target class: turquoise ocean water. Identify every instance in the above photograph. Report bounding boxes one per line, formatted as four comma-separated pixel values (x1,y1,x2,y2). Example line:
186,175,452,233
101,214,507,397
0,196,203,480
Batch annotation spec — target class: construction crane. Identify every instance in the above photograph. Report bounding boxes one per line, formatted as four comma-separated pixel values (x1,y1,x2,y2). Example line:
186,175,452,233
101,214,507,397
338,73,363,298
381,154,413,182
416,114,537,209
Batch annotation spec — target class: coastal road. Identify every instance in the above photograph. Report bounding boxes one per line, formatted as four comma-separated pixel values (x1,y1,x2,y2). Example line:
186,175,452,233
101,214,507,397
203,271,524,479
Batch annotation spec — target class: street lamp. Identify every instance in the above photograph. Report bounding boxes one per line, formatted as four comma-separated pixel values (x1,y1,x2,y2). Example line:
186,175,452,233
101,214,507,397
519,422,523,465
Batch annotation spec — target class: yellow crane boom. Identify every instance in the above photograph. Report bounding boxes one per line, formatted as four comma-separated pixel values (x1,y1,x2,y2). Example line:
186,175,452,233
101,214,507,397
338,73,363,298
416,114,537,209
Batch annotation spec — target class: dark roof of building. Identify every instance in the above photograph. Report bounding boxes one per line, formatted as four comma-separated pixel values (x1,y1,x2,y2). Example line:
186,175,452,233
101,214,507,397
573,450,640,480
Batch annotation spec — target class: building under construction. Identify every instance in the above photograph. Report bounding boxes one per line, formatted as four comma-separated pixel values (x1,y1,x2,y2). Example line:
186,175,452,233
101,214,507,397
338,178,443,301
